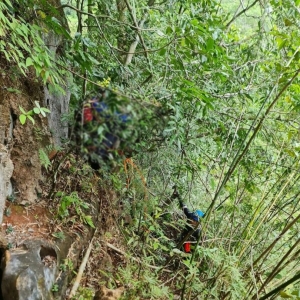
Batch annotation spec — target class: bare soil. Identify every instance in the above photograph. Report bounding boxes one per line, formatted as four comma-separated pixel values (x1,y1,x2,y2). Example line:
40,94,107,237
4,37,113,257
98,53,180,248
2,202,51,247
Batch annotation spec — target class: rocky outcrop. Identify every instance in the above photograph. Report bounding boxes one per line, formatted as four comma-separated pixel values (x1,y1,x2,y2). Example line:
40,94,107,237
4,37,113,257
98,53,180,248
0,225,95,300
0,94,14,223
42,2,71,146
44,84,71,146
1,240,57,300
0,145,13,224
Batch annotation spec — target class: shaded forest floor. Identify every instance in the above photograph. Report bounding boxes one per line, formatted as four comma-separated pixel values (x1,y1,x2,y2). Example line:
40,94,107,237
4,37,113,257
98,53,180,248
3,149,187,300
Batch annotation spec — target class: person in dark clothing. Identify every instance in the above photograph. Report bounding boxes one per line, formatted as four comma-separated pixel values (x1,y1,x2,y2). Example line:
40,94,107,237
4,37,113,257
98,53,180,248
81,96,130,168
172,190,205,253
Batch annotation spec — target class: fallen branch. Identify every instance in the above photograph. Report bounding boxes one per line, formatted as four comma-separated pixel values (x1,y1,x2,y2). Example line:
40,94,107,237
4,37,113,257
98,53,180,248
68,230,97,299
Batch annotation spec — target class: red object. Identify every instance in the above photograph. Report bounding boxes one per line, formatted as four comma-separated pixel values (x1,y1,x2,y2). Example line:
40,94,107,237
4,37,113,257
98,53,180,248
184,242,191,253
83,107,93,123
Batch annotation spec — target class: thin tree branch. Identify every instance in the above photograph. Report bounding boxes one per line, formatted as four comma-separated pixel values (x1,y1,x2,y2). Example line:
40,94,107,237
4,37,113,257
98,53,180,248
59,4,155,30
59,3,177,55
54,61,155,107
123,0,151,66
226,0,260,27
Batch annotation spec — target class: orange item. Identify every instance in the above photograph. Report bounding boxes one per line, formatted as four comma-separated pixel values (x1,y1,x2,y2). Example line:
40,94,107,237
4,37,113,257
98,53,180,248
184,242,191,253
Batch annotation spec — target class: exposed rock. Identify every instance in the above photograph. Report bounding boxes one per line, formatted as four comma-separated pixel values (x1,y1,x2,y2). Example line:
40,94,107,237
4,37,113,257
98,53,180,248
0,144,14,224
43,83,70,146
0,232,8,249
42,8,71,147
16,267,43,300
1,240,57,300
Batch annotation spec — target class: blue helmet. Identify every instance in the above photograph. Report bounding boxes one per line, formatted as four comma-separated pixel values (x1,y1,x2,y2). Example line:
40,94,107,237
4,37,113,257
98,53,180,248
191,210,205,222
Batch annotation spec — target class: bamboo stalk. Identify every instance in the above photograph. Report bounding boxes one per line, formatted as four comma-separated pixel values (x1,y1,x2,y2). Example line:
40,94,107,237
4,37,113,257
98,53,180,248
244,213,300,275
259,272,300,300
256,238,300,297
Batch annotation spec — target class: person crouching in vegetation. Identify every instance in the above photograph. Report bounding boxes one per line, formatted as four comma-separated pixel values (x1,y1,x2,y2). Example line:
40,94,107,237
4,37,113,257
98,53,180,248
172,190,205,253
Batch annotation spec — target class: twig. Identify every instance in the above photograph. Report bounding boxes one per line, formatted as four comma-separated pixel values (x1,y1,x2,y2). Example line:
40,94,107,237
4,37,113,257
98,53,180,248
57,3,176,55
58,4,156,31
68,230,97,299
53,61,155,108
226,0,260,28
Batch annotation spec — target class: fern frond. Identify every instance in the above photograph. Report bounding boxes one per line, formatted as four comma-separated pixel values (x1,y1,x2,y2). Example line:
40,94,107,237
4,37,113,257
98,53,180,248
39,148,51,170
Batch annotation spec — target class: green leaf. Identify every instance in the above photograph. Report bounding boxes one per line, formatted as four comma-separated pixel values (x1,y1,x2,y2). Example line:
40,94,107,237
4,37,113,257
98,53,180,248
279,290,293,298
276,36,286,50
55,191,64,197
34,101,41,109
206,37,214,51
3,50,10,61
84,215,95,228
291,290,300,297
19,114,26,125
39,148,51,170
41,107,51,113
27,115,35,124
33,107,40,114
25,57,33,67
4,0,13,8
166,26,173,34
244,94,253,101
190,19,199,26
284,19,293,26
97,126,104,135
7,88,21,94
19,106,26,114
127,237,134,245
156,30,164,36
153,242,159,250
159,48,167,56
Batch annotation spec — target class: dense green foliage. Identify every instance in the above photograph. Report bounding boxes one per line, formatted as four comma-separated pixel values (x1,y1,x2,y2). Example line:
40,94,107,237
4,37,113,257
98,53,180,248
2,0,300,299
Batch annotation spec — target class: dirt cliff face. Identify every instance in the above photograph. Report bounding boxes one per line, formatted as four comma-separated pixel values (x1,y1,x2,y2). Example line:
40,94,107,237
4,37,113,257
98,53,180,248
0,72,51,206
0,0,70,206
